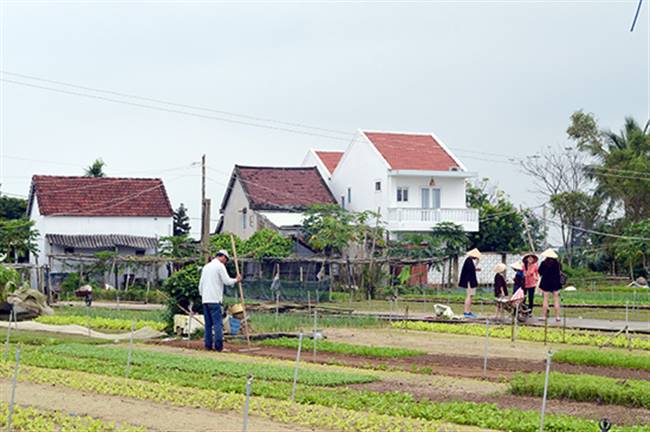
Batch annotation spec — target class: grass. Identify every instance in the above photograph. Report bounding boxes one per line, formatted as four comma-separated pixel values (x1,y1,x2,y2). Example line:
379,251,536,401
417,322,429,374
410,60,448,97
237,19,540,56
0,403,144,432
260,336,425,358
554,348,650,371
3,352,649,432
34,315,166,332
250,312,382,333
0,328,113,347
510,372,650,409
53,305,165,322
36,343,377,386
392,321,650,350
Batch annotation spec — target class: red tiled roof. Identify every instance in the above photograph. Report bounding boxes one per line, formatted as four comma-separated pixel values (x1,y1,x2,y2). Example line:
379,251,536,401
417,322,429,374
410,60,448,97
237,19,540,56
222,166,337,211
363,132,460,171
30,175,173,217
314,151,344,175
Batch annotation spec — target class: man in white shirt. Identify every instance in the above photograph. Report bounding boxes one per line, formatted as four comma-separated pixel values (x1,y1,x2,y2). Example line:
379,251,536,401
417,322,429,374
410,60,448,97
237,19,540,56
198,249,241,351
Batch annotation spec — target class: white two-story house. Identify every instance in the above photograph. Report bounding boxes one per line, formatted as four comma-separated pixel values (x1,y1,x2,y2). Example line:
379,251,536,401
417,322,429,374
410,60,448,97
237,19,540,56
305,130,479,239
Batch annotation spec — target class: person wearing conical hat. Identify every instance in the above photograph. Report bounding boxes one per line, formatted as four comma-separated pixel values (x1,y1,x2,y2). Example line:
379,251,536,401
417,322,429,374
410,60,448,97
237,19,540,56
511,261,525,295
522,252,539,315
493,262,508,320
460,248,481,319
538,248,562,322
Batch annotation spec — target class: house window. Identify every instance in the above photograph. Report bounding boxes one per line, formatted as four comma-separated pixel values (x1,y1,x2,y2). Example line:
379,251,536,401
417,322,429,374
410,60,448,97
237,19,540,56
63,247,75,254
135,250,145,256
375,181,381,192
347,188,352,204
242,208,248,230
397,187,409,203
341,196,345,208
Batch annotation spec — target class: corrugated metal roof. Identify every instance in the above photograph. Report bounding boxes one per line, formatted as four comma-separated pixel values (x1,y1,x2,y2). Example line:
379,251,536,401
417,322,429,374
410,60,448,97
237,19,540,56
46,234,158,250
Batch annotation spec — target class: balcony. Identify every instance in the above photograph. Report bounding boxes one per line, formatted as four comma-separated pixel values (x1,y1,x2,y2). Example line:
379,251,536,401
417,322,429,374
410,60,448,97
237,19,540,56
387,207,479,232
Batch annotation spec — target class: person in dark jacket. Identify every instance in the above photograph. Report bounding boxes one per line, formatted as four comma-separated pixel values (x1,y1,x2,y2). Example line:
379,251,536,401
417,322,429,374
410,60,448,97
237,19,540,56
511,261,525,294
493,263,508,320
538,248,562,322
460,248,481,319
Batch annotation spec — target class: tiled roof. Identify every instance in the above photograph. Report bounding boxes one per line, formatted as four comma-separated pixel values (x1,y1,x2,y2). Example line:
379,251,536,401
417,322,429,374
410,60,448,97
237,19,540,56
221,166,337,211
30,175,173,217
46,234,158,250
363,131,461,171
314,151,344,175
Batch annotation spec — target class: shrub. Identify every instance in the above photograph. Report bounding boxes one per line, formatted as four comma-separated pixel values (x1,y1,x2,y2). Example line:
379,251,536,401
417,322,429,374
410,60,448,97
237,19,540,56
161,264,201,331
60,272,82,297
240,229,292,258
0,264,21,301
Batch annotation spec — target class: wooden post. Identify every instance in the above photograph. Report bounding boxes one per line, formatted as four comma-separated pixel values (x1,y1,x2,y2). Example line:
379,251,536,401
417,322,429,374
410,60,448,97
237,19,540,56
47,257,53,305
230,234,252,347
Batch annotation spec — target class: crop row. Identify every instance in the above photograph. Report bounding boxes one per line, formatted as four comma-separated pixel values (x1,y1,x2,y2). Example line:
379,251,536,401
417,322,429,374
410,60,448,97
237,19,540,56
510,372,650,409
34,315,166,332
259,337,425,358
0,362,463,432
391,321,650,350
40,343,377,386
554,349,650,371
0,403,144,432
11,345,650,432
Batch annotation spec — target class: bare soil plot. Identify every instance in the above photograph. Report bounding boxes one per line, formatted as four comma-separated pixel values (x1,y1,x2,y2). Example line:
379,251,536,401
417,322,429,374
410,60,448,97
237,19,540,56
0,379,322,432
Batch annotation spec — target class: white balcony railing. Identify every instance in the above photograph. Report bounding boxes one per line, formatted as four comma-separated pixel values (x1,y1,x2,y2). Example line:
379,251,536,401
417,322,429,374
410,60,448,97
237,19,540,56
387,207,479,231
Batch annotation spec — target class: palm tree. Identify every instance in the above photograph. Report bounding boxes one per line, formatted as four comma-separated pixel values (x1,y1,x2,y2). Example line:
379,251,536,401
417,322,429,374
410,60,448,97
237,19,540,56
84,159,106,178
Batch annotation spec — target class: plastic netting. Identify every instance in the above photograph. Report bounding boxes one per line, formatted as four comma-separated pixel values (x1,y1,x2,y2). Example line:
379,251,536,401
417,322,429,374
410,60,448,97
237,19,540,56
224,279,329,303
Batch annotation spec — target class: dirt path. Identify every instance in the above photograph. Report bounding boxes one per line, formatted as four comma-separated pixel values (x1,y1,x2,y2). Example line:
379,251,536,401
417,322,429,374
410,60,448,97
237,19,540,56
0,379,322,432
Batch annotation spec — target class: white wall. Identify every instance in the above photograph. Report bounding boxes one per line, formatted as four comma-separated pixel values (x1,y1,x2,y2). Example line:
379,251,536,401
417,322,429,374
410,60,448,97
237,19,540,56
220,178,258,240
388,175,467,208
301,150,331,186
29,199,172,265
330,133,389,219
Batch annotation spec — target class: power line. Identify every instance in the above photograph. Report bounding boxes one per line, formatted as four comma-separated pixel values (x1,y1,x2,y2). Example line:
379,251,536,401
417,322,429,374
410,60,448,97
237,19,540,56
542,217,650,241
0,70,351,137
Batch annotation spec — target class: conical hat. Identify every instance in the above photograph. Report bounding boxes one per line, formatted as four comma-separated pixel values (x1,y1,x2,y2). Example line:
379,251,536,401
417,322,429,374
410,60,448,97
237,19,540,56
493,263,506,273
541,248,559,259
522,252,539,263
466,248,481,259
510,261,523,271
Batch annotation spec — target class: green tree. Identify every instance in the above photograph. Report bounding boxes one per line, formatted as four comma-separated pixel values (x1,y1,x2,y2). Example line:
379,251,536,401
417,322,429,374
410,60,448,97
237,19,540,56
173,203,191,236
549,191,606,266
0,264,21,302
240,228,293,259
568,112,650,221
466,181,539,252
613,219,650,279
0,219,39,262
161,264,202,330
302,204,356,256
84,158,106,178
0,196,27,220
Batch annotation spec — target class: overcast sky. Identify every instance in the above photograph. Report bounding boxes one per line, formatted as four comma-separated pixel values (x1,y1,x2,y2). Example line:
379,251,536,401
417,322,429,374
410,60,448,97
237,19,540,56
0,0,648,238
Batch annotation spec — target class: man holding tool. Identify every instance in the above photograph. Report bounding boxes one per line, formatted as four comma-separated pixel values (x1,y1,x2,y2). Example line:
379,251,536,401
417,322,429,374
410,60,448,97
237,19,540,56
198,249,241,351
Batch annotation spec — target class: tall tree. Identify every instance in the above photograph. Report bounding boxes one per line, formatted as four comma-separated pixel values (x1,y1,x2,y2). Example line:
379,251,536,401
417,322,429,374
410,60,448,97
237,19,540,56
84,158,106,178
173,203,191,236
466,181,543,252
0,196,27,220
0,219,39,263
568,111,650,221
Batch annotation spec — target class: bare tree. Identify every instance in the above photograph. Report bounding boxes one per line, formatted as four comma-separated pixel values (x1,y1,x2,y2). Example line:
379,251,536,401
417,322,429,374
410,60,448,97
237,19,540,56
520,145,594,265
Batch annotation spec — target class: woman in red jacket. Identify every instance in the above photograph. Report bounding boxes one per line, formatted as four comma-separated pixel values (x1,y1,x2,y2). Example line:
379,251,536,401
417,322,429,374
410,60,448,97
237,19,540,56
522,253,539,314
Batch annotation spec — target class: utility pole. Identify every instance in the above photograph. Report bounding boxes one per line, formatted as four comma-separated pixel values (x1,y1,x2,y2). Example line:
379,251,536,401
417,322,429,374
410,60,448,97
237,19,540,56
200,155,210,263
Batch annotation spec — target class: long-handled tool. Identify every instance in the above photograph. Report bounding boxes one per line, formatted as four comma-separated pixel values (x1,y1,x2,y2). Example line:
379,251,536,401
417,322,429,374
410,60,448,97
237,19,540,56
230,234,258,351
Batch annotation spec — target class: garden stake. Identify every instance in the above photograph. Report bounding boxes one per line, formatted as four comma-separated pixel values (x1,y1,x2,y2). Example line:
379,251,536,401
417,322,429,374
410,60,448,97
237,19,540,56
625,302,631,350
242,375,253,432
4,305,14,361
539,350,553,432
230,234,253,349
543,315,548,346
313,309,317,362
126,320,135,378
510,305,516,344
514,304,520,341
6,345,21,432
562,309,566,344
86,304,91,337
291,332,303,402
307,291,311,314
186,301,194,348
483,319,489,379
275,291,280,320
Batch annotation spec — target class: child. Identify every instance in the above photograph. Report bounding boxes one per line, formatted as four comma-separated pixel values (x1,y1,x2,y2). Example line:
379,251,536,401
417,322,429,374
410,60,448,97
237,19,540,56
493,263,508,320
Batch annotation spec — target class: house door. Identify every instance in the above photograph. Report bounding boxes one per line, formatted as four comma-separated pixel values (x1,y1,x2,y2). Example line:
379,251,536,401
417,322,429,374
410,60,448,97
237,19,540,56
421,188,441,221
